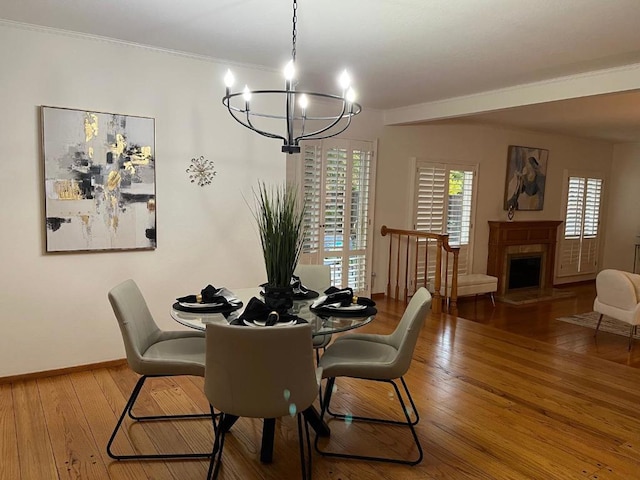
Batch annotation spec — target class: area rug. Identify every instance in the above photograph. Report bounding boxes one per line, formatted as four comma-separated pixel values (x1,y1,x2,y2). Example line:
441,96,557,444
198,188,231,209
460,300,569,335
500,288,576,305
555,311,640,338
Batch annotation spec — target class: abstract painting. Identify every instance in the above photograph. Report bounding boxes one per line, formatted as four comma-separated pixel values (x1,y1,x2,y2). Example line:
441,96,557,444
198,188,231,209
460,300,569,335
42,106,156,252
503,145,548,211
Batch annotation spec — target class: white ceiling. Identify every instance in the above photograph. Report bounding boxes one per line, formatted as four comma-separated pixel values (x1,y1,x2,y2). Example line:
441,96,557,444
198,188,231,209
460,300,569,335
2,0,640,142
439,91,640,144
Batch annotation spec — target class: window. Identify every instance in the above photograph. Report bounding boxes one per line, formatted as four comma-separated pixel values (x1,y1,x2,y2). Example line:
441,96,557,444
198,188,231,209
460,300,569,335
558,174,604,276
413,161,477,276
290,138,376,296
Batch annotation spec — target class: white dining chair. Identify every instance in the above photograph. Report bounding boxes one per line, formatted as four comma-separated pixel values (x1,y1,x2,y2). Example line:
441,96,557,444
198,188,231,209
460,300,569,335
294,264,333,357
314,287,432,465
204,322,321,479
107,279,213,460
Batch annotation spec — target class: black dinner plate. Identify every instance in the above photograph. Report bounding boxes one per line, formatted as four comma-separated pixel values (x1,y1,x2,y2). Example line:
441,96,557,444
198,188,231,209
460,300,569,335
172,301,243,314
310,305,377,317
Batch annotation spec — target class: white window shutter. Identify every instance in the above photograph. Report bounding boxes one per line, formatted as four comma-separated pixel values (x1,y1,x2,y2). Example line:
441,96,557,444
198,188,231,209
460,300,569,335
298,138,376,296
323,145,348,253
300,142,322,263
559,175,603,276
413,162,476,285
564,177,585,239
414,164,446,233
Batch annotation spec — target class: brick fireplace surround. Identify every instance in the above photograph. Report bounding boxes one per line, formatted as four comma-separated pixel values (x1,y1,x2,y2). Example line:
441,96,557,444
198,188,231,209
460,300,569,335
487,220,563,297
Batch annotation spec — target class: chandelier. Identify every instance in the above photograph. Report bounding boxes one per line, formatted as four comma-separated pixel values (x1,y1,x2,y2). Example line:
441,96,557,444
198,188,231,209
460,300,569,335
222,0,362,154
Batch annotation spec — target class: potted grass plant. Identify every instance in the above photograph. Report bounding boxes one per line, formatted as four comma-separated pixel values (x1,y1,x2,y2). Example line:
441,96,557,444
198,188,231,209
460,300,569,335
252,181,306,313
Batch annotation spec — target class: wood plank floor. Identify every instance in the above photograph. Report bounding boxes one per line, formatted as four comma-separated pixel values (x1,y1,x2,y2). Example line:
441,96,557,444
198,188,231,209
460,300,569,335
455,283,640,368
3,283,640,479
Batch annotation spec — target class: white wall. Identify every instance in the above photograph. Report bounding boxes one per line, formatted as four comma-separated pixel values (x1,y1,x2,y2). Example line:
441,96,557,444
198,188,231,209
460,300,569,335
371,123,614,294
0,22,386,377
602,143,640,271
0,23,294,377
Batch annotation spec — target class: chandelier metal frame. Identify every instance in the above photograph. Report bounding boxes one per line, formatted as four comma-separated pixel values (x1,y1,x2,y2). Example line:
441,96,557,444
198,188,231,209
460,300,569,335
222,0,362,154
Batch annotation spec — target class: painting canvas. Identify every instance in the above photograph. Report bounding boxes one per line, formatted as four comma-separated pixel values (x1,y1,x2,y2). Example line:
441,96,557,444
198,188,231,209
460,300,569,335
42,106,156,252
503,145,548,211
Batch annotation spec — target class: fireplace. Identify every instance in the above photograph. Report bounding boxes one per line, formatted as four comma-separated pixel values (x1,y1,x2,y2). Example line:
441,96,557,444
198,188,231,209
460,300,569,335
507,253,542,291
487,220,562,297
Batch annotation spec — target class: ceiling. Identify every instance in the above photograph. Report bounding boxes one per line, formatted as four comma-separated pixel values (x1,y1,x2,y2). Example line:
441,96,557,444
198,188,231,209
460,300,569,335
439,91,640,144
2,0,640,142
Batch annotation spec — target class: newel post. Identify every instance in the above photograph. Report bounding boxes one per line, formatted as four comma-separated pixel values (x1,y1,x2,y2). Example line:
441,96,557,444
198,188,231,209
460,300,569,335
431,237,443,314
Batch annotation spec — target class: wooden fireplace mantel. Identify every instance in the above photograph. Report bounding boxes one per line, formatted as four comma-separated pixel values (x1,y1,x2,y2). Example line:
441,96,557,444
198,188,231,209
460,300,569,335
487,220,563,296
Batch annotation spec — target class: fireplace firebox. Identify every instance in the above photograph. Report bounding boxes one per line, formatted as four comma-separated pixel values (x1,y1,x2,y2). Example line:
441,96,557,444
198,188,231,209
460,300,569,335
507,254,542,290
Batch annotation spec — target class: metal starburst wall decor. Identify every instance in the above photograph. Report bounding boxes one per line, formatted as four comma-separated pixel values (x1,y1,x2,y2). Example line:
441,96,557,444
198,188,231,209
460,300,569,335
186,155,217,186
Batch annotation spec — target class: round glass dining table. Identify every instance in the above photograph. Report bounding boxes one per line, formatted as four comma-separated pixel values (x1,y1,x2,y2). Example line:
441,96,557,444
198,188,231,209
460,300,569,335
170,287,374,336
170,286,375,464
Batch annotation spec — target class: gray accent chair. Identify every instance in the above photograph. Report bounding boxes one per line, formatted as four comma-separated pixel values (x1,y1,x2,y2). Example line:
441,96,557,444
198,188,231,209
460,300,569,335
107,279,213,460
315,287,432,465
294,264,333,356
204,322,321,479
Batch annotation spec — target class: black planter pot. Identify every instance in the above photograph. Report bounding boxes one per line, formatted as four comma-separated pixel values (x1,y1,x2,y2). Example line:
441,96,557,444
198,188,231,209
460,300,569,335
262,285,294,315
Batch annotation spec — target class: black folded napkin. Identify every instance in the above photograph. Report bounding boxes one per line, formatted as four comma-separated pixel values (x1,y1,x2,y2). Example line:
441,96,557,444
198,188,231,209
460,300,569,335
238,297,302,326
290,275,319,299
319,287,376,307
310,287,377,317
259,276,320,300
177,284,229,305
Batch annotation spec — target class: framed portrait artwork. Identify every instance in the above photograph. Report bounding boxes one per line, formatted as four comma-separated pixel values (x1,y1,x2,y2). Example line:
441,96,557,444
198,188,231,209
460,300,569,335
503,145,548,211
42,106,156,252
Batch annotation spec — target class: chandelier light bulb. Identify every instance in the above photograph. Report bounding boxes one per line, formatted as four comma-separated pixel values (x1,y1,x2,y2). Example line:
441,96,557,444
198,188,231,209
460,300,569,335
345,87,356,103
339,70,351,90
242,85,252,102
298,93,309,110
284,60,296,81
224,69,235,88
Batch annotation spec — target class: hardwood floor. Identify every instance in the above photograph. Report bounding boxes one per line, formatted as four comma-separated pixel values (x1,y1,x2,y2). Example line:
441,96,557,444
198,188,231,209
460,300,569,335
3,283,640,479
455,282,640,368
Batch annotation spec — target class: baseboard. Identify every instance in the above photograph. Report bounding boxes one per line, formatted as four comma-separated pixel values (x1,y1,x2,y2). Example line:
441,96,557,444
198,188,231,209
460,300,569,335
0,358,128,385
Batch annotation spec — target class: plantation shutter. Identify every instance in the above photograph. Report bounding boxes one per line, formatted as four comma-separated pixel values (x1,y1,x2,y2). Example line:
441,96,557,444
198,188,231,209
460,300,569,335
323,145,348,254
558,175,603,276
294,139,376,296
300,143,322,263
348,144,373,291
415,165,446,233
414,162,476,281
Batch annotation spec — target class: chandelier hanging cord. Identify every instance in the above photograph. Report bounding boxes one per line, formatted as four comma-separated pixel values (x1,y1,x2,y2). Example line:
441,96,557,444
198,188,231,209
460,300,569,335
221,0,362,154
291,0,297,64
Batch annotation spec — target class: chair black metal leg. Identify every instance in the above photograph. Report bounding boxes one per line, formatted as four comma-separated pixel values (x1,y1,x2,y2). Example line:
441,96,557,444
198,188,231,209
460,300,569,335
320,377,335,421
295,412,313,480
127,375,212,422
208,413,227,480
326,377,419,426
594,314,603,337
260,418,276,463
107,375,213,460
629,325,635,351
305,415,312,478
315,376,423,465
209,404,221,440
315,347,327,410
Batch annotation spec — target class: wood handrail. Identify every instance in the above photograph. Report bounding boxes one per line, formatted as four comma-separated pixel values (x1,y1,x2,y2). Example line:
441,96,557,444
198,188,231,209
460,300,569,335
380,225,460,314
